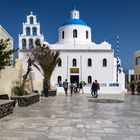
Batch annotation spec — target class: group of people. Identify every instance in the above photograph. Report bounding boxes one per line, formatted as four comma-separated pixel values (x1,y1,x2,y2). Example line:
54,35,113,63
62,79,100,98
63,79,84,96
130,80,140,95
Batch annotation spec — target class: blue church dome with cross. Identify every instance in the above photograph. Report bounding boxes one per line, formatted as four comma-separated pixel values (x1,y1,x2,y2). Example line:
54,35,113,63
62,9,88,26
62,18,87,26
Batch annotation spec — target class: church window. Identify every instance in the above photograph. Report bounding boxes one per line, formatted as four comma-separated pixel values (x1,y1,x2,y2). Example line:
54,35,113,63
22,38,26,49
58,59,62,67
88,76,92,84
86,30,88,39
29,38,34,49
57,76,62,84
73,29,77,38
33,27,37,36
62,31,64,39
103,58,107,67
73,59,77,67
30,17,34,24
26,27,30,36
88,58,92,66
35,38,40,49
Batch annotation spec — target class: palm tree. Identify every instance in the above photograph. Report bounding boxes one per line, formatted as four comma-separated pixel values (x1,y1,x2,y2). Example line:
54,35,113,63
33,43,60,90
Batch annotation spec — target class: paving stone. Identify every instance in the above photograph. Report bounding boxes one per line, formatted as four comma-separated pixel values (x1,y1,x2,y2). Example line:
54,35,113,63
0,93,140,139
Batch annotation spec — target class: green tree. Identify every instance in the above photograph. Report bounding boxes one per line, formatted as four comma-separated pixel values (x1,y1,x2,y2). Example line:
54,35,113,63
33,43,60,90
0,39,16,76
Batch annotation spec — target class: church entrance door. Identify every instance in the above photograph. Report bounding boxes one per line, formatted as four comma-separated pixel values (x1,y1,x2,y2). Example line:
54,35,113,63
70,75,79,85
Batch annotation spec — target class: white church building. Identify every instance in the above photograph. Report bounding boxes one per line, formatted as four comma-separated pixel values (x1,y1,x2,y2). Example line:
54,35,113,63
18,10,126,98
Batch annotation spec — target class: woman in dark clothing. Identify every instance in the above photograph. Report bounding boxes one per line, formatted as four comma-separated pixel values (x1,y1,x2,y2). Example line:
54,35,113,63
91,80,100,98
137,82,140,95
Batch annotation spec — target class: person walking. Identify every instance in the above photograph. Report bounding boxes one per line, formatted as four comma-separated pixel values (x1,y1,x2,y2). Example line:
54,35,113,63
79,81,84,93
70,83,74,96
130,80,135,95
63,79,68,96
91,82,95,97
137,82,140,95
91,80,100,98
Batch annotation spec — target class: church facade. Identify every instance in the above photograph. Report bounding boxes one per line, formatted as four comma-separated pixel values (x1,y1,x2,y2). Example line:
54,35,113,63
18,10,125,93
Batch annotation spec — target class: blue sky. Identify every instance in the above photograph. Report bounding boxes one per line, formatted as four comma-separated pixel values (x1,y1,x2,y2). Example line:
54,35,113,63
0,0,140,70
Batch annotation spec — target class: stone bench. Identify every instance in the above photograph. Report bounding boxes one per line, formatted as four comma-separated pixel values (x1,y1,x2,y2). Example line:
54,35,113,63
10,93,40,107
0,100,14,118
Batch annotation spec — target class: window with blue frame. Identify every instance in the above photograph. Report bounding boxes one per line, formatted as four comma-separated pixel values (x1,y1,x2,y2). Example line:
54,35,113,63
33,27,37,36
26,27,30,36
22,38,26,49
29,38,33,49
30,17,34,24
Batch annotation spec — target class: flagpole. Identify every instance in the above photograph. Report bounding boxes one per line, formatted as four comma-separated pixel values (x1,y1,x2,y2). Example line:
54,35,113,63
116,36,119,82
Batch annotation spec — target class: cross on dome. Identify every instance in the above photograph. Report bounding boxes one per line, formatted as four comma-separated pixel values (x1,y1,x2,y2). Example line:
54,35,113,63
30,11,33,15
71,9,80,19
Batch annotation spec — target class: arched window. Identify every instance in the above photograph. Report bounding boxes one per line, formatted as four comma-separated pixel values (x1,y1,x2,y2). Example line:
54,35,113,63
26,27,30,36
73,59,77,67
88,58,92,66
35,38,40,49
103,58,107,67
57,76,62,83
32,27,37,36
86,30,88,39
88,76,92,84
30,17,34,24
73,29,77,38
62,31,64,39
29,38,34,49
58,59,62,67
22,39,26,49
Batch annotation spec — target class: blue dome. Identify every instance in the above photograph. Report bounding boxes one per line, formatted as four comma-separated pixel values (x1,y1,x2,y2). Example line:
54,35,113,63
62,19,87,26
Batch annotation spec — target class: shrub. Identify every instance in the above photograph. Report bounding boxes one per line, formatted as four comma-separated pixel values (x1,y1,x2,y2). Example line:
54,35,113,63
11,80,28,96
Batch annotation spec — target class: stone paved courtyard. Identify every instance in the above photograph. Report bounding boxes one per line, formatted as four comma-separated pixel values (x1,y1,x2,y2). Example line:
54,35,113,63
0,92,140,140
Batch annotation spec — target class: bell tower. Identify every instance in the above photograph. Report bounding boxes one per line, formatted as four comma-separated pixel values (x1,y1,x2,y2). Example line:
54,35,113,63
19,12,44,50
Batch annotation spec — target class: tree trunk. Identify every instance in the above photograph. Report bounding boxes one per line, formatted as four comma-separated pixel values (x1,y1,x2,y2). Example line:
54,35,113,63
44,75,51,90
21,68,31,91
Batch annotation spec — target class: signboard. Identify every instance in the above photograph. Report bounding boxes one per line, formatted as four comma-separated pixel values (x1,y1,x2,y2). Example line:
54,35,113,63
70,68,79,73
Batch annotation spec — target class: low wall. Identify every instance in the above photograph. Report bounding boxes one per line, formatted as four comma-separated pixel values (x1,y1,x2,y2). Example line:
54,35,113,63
0,100,14,118
10,93,40,107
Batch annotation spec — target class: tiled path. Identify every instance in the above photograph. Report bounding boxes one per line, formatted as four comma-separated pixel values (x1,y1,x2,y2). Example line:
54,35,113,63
0,93,140,140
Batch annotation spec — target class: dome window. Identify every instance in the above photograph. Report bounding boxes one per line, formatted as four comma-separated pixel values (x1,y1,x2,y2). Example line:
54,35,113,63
62,31,65,39
103,58,107,67
86,30,88,39
73,29,77,38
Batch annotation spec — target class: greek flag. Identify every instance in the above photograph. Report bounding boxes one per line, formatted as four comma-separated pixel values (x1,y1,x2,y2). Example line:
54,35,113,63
117,57,122,73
